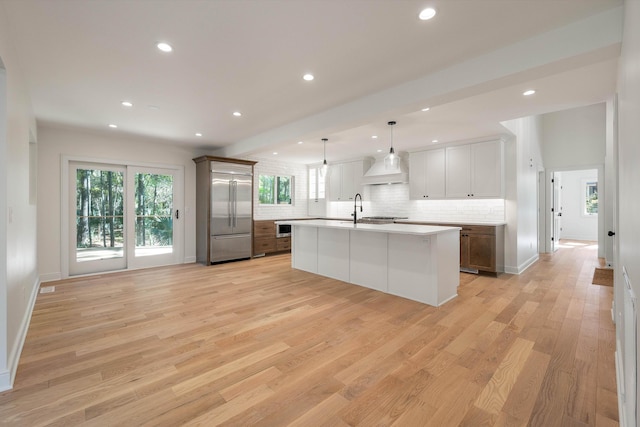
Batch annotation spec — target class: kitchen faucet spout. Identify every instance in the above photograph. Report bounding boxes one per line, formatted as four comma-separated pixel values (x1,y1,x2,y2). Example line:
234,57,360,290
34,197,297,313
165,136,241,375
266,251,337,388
353,193,363,224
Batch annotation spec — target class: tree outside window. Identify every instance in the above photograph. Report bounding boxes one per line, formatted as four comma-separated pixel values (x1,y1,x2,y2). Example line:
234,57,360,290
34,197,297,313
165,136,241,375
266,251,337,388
258,174,293,205
585,181,598,215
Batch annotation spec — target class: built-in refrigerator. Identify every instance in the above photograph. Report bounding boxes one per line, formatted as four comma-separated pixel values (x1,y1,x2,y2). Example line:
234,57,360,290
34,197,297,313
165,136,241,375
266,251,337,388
210,161,253,262
193,156,257,265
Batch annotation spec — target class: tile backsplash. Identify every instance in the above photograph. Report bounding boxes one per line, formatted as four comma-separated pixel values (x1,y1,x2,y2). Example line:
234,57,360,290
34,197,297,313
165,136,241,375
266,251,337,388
327,183,505,222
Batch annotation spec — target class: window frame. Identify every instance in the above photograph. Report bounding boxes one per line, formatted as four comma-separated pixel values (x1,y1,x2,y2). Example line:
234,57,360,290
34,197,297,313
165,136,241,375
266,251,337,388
258,174,294,205
582,179,598,217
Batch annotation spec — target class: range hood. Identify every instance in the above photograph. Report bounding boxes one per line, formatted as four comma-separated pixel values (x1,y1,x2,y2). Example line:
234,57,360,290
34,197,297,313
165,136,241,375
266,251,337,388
362,155,409,185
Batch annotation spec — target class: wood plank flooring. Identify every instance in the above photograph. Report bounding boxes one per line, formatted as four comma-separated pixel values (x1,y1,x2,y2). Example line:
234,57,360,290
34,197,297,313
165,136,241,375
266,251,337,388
0,240,618,426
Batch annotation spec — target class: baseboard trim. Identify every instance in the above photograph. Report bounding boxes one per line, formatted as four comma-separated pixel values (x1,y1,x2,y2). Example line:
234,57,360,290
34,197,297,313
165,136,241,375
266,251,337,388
504,254,539,275
183,256,197,264
0,369,10,392
40,272,62,283
4,276,40,391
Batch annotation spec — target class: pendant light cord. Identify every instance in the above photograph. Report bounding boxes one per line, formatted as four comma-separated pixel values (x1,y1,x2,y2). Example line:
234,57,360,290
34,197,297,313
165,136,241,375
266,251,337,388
388,121,396,154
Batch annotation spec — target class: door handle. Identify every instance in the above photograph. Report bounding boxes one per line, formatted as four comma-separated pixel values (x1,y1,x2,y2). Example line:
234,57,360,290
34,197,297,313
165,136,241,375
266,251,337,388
608,231,616,237
175,209,179,219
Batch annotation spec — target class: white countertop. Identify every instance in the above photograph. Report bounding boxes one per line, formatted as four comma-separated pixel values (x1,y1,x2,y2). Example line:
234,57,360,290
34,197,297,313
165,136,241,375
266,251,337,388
396,219,507,226
279,219,460,236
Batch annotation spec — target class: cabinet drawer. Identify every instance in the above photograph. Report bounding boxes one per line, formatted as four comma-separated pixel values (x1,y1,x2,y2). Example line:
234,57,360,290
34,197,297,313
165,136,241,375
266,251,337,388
276,237,291,251
254,220,275,237
254,237,276,254
458,225,495,235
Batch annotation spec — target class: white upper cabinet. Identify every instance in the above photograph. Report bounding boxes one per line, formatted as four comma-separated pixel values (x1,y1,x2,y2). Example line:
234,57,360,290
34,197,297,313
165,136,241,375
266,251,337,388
409,148,445,199
328,160,364,201
445,140,503,198
471,140,503,197
445,145,472,198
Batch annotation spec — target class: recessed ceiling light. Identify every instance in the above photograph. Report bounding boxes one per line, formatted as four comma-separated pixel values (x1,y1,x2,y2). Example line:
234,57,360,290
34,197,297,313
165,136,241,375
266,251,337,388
121,101,133,107
273,152,278,155
157,42,173,53
372,135,378,139
148,105,160,110
432,139,439,143
108,124,118,128
303,74,314,81
195,133,202,137
421,107,430,112
233,111,242,117
523,89,536,96
377,149,383,153
297,141,303,144
419,8,436,20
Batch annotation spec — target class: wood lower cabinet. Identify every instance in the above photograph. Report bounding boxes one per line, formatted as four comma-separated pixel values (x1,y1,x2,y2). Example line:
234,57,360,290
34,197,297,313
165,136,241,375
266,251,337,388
399,221,504,274
253,220,291,256
460,227,494,272
276,237,291,251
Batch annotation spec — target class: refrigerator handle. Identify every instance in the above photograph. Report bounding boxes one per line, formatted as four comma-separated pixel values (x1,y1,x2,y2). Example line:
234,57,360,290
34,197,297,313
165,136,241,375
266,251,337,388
233,180,238,228
228,181,232,227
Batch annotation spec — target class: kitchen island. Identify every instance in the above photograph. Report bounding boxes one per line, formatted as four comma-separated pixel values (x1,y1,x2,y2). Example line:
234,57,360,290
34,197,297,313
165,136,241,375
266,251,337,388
279,219,461,306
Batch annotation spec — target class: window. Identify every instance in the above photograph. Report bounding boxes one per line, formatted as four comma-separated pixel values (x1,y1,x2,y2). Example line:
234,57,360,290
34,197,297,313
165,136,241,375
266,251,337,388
258,174,293,204
585,181,598,215
309,166,326,200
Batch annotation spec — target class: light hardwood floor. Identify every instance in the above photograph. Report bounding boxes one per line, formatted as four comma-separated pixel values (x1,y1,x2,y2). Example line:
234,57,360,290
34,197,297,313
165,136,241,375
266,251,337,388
0,240,618,426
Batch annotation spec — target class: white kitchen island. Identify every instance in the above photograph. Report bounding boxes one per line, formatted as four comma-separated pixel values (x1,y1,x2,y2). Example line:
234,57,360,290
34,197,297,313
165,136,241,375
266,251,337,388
280,220,461,307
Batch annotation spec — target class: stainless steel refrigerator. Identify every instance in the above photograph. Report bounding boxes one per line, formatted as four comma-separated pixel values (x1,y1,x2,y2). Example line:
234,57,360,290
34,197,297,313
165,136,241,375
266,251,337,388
210,161,253,262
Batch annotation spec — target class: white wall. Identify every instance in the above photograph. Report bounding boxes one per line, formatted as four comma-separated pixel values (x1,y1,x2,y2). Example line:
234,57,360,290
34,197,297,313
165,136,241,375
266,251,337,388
616,1,640,425
0,7,39,391
37,125,198,281
557,169,598,241
540,103,606,170
501,116,544,274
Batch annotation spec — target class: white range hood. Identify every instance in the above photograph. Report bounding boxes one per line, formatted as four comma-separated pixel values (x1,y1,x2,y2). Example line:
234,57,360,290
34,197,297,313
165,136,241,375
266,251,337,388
362,154,409,185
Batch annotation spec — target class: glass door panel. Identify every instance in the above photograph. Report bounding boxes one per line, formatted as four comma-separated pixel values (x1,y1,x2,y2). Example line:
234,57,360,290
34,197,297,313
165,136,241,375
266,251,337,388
128,167,183,269
134,172,173,257
70,164,127,275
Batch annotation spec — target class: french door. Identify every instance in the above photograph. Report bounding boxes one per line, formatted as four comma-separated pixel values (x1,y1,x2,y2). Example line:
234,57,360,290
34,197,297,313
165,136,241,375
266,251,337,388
69,162,183,276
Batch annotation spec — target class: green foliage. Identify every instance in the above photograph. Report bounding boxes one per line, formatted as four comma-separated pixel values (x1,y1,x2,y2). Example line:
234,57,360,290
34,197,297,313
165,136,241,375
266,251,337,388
76,169,174,250
76,169,124,248
586,182,598,215
277,176,291,204
135,173,174,247
259,174,292,205
259,175,275,204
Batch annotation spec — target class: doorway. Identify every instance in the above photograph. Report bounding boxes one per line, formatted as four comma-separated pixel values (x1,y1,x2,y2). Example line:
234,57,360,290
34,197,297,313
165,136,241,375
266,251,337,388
67,160,184,276
543,167,603,255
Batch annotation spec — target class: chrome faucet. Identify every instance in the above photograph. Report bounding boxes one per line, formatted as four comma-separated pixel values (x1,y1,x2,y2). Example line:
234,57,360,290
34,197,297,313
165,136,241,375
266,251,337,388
353,193,363,224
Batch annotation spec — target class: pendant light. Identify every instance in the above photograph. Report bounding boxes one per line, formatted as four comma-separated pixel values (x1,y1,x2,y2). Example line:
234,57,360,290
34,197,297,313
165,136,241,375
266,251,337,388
384,121,399,169
320,138,328,177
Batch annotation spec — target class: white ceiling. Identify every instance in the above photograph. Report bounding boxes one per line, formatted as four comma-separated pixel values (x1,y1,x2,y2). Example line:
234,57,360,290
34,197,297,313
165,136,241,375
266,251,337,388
1,0,623,164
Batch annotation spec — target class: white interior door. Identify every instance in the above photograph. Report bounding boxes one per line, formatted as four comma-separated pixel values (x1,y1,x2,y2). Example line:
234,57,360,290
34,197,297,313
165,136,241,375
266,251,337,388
69,162,127,275
127,166,184,270
552,172,563,251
